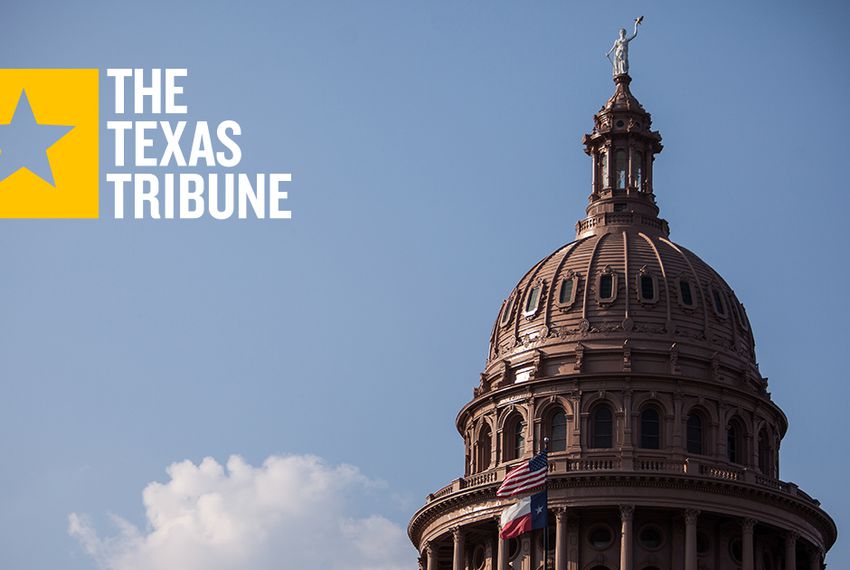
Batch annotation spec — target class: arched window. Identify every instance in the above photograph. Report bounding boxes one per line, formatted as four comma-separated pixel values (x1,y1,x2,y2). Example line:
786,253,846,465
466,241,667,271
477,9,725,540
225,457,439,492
711,287,727,317
600,274,614,299
590,405,613,449
500,296,515,327
505,415,525,461
600,152,609,189
637,271,658,304
640,275,655,300
558,273,579,307
686,413,704,455
727,419,744,464
640,408,661,449
597,267,618,304
632,151,644,189
471,545,486,570
477,424,492,472
758,429,770,475
615,150,627,189
678,279,695,308
524,284,542,316
549,408,567,452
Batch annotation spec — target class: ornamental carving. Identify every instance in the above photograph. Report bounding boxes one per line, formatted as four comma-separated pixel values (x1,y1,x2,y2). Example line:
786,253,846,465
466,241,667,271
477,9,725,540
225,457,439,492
574,343,585,372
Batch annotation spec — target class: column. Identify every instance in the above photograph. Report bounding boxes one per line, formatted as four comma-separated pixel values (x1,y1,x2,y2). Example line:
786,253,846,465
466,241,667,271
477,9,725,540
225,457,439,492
498,535,509,570
555,509,567,570
741,518,756,570
785,531,797,570
591,150,598,194
620,505,635,570
426,541,437,570
808,548,822,570
487,538,496,570
567,517,580,570
684,509,699,570
452,527,465,570
521,534,531,570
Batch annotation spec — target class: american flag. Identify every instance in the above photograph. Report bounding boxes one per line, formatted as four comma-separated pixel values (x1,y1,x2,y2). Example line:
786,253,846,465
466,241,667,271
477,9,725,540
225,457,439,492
496,451,548,498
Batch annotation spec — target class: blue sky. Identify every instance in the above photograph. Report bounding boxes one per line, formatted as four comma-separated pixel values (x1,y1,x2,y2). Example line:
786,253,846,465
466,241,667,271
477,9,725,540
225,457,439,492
0,0,848,568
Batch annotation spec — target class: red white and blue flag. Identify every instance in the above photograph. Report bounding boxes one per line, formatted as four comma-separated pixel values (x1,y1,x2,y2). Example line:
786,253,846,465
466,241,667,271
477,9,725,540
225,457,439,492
499,491,548,539
496,450,548,498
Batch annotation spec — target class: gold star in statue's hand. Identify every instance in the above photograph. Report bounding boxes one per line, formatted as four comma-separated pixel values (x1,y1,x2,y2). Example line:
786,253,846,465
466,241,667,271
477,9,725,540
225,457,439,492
636,16,644,25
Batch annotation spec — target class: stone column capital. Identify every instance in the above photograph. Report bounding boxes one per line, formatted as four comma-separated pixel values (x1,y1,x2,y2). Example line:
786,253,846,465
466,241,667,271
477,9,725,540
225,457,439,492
785,530,799,542
620,504,635,521
424,541,434,557
741,518,757,532
555,508,568,522
684,509,700,525
451,526,464,542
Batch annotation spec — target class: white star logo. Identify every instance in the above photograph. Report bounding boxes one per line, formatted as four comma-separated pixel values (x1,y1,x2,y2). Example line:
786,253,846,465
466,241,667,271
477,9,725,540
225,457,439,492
0,90,73,186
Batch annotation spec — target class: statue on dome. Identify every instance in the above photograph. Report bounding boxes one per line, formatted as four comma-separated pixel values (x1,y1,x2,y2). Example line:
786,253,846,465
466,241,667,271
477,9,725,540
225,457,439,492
606,16,643,76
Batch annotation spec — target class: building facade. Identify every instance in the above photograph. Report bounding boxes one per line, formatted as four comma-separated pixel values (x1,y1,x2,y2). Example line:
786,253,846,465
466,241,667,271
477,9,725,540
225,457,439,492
408,72,836,570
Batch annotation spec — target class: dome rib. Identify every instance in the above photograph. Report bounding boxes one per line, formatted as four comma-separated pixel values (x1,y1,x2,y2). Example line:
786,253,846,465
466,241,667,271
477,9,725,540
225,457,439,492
623,231,630,319
581,233,607,320
660,237,710,340
544,238,586,331
639,232,672,324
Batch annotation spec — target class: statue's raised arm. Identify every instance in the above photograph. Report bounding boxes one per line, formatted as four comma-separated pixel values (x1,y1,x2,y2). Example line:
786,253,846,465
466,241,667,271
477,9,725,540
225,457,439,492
628,16,642,41
607,16,643,77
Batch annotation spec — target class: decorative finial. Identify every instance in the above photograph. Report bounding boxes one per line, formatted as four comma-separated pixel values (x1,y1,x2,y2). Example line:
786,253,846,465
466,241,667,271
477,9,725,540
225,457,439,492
606,17,643,77
543,436,550,452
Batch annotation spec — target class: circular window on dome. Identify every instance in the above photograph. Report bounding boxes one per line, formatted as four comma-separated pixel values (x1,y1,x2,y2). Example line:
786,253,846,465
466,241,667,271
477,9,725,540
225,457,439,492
696,531,710,555
729,537,742,563
507,538,520,560
638,524,665,550
535,526,557,554
616,119,625,128
588,525,614,550
471,544,486,570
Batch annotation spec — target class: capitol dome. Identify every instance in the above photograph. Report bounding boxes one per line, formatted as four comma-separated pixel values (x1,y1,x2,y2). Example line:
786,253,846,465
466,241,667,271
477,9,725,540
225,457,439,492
409,72,835,570
482,75,759,398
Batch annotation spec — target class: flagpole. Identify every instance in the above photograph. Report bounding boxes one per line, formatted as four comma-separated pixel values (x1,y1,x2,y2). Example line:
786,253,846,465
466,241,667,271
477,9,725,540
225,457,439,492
543,436,550,570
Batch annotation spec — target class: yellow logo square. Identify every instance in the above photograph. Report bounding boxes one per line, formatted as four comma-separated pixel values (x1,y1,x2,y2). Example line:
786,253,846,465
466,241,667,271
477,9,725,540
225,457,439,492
0,69,99,218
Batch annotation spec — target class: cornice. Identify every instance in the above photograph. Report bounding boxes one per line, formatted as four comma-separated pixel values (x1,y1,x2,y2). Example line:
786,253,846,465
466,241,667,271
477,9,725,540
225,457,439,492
407,472,836,551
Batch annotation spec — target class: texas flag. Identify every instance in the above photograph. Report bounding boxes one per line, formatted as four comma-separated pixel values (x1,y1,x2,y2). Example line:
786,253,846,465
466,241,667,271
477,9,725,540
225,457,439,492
499,491,548,539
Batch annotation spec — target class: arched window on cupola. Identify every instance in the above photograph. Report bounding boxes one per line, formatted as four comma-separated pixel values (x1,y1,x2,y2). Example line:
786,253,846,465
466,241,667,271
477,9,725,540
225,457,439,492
639,407,661,449
632,151,644,190
548,408,567,453
615,149,628,189
476,424,492,472
590,404,614,449
600,151,609,189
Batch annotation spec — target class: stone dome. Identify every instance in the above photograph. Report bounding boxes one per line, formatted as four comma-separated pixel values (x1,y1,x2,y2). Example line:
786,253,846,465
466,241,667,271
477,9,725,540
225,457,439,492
478,74,763,398
484,231,759,388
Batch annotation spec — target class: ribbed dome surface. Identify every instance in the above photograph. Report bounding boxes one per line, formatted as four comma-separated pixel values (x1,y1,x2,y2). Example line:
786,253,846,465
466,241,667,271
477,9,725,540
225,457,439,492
487,229,757,376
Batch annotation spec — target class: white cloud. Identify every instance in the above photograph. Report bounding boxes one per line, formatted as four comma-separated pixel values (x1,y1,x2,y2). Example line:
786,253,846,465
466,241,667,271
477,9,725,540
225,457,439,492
69,454,415,570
